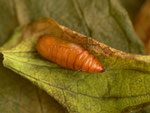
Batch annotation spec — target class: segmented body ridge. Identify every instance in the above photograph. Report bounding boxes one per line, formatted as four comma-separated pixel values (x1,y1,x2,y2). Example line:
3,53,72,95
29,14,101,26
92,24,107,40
37,35,104,73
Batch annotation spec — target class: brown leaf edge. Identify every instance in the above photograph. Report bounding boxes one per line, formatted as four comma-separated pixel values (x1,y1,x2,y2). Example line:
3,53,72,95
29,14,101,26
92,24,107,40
21,18,141,58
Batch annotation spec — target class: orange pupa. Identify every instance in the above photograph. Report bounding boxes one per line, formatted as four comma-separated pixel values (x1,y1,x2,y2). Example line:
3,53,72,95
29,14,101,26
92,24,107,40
37,35,104,73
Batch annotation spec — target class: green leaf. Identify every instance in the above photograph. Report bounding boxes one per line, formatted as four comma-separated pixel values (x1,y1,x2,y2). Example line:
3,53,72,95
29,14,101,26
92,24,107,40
0,54,67,113
0,26,67,113
1,18,150,113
